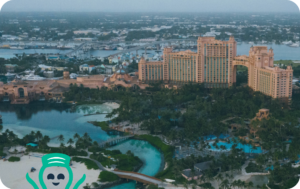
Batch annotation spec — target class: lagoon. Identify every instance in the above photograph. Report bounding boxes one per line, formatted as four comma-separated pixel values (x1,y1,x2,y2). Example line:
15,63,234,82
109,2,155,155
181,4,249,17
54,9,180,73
0,103,162,189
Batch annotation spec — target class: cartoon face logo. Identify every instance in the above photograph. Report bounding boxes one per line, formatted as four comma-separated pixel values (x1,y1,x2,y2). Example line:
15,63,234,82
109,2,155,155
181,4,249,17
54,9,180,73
46,173,65,186
26,153,86,189
43,167,69,188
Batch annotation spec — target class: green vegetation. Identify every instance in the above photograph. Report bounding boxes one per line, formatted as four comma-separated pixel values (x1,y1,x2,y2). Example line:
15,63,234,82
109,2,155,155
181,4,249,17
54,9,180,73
274,60,300,77
245,162,263,173
89,148,142,172
98,171,119,182
199,182,213,189
148,184,165,189
92,121,110,131
64,82,300,188
274,60,298,67
72,157,99,170
8,156,20,162
125,31,156,41
98,33,118,41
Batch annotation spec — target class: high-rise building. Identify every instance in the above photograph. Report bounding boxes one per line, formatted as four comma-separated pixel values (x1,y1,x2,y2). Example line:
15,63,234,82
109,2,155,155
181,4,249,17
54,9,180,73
138,36,293,101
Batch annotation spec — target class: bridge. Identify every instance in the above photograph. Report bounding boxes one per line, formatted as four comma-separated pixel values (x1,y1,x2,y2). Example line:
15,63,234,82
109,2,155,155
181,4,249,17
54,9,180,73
65,42,87,56
112,170,163,186
78,156,166,186
98,135,134,148
64,38,198,57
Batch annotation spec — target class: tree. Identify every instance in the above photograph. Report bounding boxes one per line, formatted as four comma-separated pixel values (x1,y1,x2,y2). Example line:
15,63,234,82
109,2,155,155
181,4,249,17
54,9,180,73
73,133,80,140
35,131,43,141
67,138,74,147
220,179,230,189
247,181,254,189
60,143,65,152
58,135,65,143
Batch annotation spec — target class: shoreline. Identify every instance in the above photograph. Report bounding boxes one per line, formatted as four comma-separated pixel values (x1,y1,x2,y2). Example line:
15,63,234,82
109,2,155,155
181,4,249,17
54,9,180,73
0,154,101,189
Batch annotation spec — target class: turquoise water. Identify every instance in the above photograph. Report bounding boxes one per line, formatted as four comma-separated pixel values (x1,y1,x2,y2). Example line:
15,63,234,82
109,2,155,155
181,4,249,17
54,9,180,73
0,103,162,189
107,140,162,189
208,141,263,154
0,103,114,146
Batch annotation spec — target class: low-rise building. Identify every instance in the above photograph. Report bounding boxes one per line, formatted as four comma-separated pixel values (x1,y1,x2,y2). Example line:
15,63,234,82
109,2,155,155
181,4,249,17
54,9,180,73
4,64,18,72
79,64,95,73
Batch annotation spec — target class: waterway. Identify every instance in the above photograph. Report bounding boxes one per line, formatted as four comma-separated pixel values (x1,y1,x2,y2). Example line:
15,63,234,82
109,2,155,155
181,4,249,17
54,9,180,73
1,43,300,60
0,103,162,189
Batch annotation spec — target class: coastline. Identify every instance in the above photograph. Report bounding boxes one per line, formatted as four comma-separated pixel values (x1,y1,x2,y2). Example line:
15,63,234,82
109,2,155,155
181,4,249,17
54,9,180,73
0,154,101,189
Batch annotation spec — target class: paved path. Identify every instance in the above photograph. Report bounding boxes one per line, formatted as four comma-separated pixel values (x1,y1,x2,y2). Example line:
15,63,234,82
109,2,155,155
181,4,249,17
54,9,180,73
111,170,164,185
77,155,166,186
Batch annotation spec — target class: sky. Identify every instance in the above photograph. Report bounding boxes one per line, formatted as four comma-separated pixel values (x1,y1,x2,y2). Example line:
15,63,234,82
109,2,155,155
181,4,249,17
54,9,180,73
1,0,300,12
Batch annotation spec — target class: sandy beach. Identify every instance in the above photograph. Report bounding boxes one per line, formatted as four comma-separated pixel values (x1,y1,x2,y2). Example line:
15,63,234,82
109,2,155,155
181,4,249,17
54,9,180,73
103,102,120,109
0,154,101,189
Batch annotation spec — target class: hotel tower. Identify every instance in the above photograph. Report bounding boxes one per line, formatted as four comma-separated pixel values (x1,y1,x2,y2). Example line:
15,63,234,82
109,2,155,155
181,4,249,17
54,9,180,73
138,36,293,102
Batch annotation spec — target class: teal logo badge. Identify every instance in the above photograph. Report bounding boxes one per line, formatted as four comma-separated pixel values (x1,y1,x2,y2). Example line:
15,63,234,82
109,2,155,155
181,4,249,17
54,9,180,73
26,153,86,189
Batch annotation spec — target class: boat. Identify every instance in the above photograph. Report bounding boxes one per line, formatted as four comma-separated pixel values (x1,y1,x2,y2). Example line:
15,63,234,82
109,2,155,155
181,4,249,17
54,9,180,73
5,72,16,77
21,73,45,81
282,41,293,45
117,47,124,50
57,45,73,50
10,46,24,50
104,46,112,50
289,43,300,48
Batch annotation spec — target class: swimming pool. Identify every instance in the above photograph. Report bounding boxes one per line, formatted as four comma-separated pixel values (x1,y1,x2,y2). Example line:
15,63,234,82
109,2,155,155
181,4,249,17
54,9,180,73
208,141,263,154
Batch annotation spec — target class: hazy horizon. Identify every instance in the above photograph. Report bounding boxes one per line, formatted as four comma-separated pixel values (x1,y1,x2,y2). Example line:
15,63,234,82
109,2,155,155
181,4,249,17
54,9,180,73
1,0,299,12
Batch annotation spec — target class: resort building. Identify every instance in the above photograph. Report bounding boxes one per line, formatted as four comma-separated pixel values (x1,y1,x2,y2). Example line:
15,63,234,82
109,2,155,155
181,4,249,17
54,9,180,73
139,36,293,101
0,70,147,104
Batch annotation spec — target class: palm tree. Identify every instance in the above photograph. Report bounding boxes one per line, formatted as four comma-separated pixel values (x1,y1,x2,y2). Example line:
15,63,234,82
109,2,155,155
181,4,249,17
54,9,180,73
220,179,230,189
67,138,74,147
35,131,43,141
41,135,50,148
73,133,80,140
83,132,90,141
58,135,65,143
60,143,65,152
216,173,224,187
247,181,254,189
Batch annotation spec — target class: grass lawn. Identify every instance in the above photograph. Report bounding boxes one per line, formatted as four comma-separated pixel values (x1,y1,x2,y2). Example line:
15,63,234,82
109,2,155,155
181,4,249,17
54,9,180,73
92,121,110,131
72,157,99,170
8,156,20,162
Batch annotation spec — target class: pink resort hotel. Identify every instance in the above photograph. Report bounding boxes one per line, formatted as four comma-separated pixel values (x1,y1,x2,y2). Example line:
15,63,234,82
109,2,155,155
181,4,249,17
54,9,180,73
139,36,293,102
0,37,293,104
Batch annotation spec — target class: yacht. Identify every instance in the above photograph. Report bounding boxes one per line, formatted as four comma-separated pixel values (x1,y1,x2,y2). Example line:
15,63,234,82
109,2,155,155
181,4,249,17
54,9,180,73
289,43,300,48
117,47,124,50
21,73,45,81
5,72,16,77
282,41,293,45
10,46,24,50
24,69,34,74
104,46,112,50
